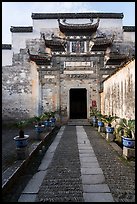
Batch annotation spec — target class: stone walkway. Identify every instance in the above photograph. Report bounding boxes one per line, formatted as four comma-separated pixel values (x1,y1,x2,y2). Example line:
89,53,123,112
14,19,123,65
18,123,135,202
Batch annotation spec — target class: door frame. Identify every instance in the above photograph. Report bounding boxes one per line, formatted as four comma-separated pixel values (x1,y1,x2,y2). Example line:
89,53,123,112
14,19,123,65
67,87,90,119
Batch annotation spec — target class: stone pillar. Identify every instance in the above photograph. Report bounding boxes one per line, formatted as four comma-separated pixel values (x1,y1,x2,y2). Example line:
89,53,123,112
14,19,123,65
123,146,135,160
98,126,105,133
16,147,29,160
106,133,115,142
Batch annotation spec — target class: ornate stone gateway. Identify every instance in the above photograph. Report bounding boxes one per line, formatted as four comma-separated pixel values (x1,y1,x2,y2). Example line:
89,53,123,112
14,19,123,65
69,88,87,119
2,12,135,121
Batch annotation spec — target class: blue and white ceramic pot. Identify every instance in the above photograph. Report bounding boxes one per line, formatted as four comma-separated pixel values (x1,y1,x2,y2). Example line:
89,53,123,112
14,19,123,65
14,135,29,148
98,121,104,127
122,136,135,148
106,126,114,134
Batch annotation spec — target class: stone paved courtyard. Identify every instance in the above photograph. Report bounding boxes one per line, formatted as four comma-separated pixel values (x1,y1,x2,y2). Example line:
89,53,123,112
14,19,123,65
2,121,135,202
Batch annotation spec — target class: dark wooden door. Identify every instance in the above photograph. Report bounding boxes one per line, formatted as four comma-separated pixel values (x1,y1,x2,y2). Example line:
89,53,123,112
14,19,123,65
69,88,87,119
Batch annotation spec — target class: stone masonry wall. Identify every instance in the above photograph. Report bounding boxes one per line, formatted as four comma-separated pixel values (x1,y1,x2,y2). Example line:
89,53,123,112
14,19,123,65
2,48,39,121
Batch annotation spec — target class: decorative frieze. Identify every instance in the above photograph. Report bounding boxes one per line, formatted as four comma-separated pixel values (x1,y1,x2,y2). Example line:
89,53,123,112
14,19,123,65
63,71,96,79
64,70,94,74
44,75,55,79
64,61,93,68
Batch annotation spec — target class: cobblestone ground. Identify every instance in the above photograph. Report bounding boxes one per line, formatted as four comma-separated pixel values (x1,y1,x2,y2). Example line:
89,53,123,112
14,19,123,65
2,123,135,202
37,126,84,202
84,126,135,202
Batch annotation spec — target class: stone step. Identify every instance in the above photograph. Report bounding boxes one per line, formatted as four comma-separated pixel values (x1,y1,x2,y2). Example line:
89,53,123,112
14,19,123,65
67,119,91,126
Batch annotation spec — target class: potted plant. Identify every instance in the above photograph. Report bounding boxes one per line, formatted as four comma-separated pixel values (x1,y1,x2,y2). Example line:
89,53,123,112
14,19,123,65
101,114,118,142
116,118,135,148
50,111,56,127
96,111,105,132
96,112,105,126
13,120,30,148
90,107,98,127
33,115,45,136
102,114,118,134
42,112,51,128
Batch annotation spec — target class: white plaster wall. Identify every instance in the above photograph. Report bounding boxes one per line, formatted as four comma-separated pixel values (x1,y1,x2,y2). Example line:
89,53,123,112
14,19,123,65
98,19,123,29
12,32,37,54
2,49,13,66
12,17,124,54
33,19,58,31
102,59,135,119
33,19,61,39
33,18,123,32
123,32,135,42
98,19,123,41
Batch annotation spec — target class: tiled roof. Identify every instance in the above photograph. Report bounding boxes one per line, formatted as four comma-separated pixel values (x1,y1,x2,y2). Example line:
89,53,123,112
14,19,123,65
105,52,129,65
10,26,33,33
2,44,12,50
92,36,113,46
28,49,51,65
44,39,66,51
42,33,66,51
31,12,124,19
58,18,99,33
123,26,135,32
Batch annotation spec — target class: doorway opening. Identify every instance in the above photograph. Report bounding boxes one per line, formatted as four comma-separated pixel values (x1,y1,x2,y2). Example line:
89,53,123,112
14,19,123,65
69,88,87,119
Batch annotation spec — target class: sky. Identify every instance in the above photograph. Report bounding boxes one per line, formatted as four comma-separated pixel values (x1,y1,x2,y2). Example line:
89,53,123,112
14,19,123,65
2,2,135,44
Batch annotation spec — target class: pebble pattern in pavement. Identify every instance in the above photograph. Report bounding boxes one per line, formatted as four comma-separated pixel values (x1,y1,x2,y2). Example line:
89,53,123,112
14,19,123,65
37,125,135,202
37,125,84,202
84,126,135,202
3,121,135,202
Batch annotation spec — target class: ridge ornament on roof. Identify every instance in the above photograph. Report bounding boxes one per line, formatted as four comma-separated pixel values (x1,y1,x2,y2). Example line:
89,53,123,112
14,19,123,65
58,18,100,34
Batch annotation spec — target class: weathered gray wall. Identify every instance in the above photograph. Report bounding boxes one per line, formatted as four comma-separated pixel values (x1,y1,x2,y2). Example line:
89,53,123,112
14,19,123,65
2,48,39,121
101,59,135,119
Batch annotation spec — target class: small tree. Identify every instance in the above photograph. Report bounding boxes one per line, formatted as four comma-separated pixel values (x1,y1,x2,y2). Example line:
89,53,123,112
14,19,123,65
116,118,135,139
102,115,118,127
14,120,29,138
33,115,44,126
90,107,98,117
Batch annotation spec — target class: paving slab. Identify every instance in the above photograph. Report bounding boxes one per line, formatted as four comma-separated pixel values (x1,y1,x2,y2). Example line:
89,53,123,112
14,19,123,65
81,174,106,184
83,192,114,202
83,184,111,193
18,194,37,202
80,157,98,163
81,167,103,174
